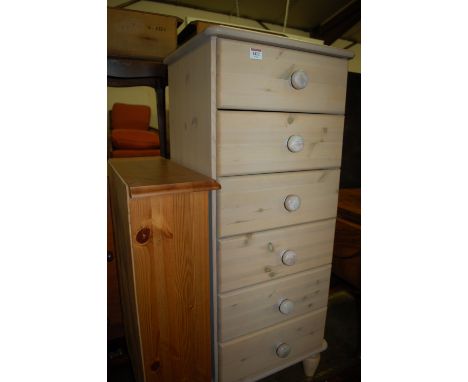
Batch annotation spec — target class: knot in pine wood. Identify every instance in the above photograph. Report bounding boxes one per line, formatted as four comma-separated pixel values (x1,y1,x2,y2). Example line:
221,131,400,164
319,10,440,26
136,227,151,244
151,360,161,372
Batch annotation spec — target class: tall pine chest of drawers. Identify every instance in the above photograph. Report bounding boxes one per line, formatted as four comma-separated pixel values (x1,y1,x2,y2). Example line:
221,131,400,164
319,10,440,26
164,26,354,382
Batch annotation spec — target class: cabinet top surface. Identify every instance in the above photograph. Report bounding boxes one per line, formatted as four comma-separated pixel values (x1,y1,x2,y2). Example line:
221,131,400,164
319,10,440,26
164,25,354,65
108,157,220,198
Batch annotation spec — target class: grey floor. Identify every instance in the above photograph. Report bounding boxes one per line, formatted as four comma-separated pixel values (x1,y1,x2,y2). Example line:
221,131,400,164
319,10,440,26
108,282,360,382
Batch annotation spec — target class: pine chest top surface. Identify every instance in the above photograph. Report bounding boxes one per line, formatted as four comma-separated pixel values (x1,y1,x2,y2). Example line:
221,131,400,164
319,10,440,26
108,157,220,198
164,25,354,65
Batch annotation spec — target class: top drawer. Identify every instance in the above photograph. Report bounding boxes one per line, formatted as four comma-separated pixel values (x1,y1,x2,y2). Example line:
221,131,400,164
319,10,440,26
216,38,348,114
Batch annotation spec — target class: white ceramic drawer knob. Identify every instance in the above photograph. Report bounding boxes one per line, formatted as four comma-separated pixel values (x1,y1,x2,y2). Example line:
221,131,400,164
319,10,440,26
287,135,304,153
290,69,309,90
279,299,295,315
281,250,297,266
276,343,291,358
284,194,301,212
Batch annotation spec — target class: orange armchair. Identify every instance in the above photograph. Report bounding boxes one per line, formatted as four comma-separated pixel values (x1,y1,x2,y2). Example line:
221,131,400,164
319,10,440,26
110,103,160,158
107,57,169,158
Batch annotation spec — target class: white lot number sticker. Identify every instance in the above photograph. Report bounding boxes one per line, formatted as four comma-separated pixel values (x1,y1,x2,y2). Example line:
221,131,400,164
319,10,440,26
249,48,263,60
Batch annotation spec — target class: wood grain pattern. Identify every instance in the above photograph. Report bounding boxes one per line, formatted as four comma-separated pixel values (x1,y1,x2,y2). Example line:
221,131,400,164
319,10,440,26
163,28,352,381
218,265,331,341
107,8,178,60
337,188,361,224
129,192,212,382
218,219,336,293
167,37,221,380
217,111,344,176
109,158,217,382
108,157,220,197
219,308,327,382
217,38,348,114
333,218,360,260
217,169,340,237
108,167,145,382
332,217,361,288
107,180,124,340
168,38,217,178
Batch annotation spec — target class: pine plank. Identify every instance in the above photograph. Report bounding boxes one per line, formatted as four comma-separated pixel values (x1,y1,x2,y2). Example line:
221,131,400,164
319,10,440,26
218,265,331,341
217,111,344,176
218,169,340,237
217,39,348,114
218,219,336,293
219,308,327,382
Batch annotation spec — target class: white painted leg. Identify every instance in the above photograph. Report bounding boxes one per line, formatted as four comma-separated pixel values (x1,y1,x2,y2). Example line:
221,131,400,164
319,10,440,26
302,353,320,378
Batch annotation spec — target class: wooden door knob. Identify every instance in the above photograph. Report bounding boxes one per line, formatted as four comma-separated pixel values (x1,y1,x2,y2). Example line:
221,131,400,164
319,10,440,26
279,299,295,315
287,135,304,153
284,194,301,211
276,343,291,358
290,69,309,89
281,250,297,266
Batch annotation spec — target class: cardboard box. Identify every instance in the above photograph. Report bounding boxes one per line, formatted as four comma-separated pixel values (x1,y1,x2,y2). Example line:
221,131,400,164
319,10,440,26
108,8,180,60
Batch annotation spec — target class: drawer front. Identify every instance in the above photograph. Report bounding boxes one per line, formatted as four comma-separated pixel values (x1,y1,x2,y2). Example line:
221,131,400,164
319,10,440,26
219,265,331,342
218,219,336,293
217,111,344,176
217,169,340,237
219,308,326,382
217,38,348,114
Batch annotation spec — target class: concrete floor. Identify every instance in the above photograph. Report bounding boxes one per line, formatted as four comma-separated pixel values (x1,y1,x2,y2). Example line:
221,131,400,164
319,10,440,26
108,280,360,382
